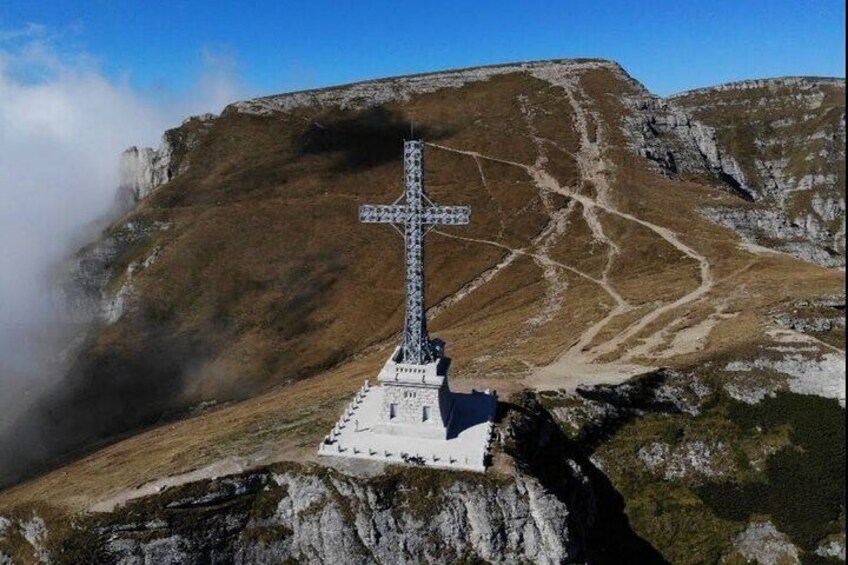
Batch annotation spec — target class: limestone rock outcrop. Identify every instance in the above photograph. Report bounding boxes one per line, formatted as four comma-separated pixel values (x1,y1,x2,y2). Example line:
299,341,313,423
88,468,580,565
116,143,173,205
115,113,217,208
56,220,170,325
672,77,846,267
230,59,626,115
624,96,753,200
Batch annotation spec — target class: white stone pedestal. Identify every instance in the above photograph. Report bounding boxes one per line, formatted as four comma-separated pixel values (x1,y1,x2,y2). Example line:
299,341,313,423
318,350,498,472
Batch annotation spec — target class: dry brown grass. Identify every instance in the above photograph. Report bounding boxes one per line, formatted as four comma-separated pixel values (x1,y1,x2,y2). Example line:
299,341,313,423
1,65,842,513
0,349,388,512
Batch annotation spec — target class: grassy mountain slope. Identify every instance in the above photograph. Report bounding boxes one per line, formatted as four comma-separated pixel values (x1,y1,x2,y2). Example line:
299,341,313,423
0,60,843,563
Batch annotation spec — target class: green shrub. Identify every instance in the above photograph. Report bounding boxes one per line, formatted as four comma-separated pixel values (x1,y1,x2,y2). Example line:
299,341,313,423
699,392,846,550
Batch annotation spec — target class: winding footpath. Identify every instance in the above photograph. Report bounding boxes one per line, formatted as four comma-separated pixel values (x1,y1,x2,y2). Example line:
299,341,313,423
427,68,718,387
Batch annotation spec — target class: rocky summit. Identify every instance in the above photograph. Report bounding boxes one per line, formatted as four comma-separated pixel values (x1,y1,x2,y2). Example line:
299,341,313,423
0,59,844,564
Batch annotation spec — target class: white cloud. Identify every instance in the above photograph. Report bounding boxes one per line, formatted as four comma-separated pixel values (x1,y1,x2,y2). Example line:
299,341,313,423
0,22,47,43
194,46,245,116
0,27,248,421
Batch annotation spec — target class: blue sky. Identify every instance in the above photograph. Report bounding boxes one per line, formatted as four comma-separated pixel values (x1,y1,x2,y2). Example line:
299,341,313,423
2,0,845,99
0,0,843,412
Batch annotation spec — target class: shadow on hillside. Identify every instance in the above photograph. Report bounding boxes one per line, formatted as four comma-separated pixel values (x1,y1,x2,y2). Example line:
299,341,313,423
573,369,685,454
297,107,453,171
503,392,670,564
0,251,346,490
0,321,212,490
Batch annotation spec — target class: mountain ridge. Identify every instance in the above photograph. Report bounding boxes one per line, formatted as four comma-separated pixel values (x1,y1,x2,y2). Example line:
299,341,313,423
668,75,846,99
0,57,843,564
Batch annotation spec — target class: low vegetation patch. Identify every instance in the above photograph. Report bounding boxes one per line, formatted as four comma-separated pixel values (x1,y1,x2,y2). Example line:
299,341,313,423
569,360,845,563
698,392,845,551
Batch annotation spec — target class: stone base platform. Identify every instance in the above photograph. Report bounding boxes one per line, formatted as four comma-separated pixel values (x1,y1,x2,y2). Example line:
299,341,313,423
318,382,498,472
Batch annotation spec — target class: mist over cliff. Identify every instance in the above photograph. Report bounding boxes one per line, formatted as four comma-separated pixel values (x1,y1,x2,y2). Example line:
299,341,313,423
0,29,246,436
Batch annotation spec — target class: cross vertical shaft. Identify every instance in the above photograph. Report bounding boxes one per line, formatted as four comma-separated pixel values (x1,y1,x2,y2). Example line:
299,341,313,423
403,141,429,364
359,140,471,365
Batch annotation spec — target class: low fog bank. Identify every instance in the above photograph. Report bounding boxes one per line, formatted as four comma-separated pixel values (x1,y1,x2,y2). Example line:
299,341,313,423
0,29,248,485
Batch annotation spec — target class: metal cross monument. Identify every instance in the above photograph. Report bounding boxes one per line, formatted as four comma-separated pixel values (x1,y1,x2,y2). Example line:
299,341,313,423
360,140,470,365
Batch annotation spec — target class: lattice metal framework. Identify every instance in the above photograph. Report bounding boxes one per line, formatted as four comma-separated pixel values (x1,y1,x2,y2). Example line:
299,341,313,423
360,140,470,365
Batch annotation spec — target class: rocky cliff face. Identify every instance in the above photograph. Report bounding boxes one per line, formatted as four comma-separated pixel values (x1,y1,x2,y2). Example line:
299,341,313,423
623,96,753,200
0,395,666,564
57,111,219,328
116,144,173,206
88,468,578,565
56,220,170,325
115,113,217,209
671,77,846,266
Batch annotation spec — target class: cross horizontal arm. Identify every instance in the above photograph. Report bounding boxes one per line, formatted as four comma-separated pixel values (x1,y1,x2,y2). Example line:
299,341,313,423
359,204,407,224
359,204,471,225
421,205,471,225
